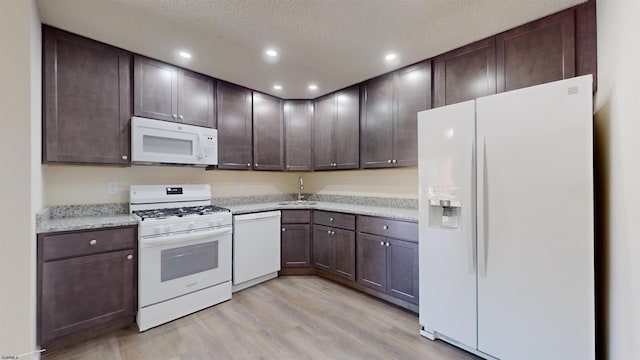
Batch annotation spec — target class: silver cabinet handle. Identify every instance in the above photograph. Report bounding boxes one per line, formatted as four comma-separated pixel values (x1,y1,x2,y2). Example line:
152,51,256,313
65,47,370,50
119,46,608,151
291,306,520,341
89,239,97,245
282,228,286,232
331,231,335,235
327,230,331,234
383,225,389,230
287,165,290,168
380,241,384,246
329,217,334,222
255,163,259,167
385,242,390,247
392,159,397,164
179,115,184,120
387,159,392,164
172,114,178,119
247,163,251,167
121,155,128,160
127,254,133,260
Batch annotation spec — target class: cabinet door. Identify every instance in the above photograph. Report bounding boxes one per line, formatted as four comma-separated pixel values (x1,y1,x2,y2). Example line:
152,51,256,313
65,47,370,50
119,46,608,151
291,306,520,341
134,56,178,122
43,26,131,165
312,225,333,272
284,100,313,171
334,85,360,169
281,224,311,268
313,95,335,170
177,69,215,128
253,92,284,171
386,238,419,304
356,233,387,292
394,61,431,167
216,82,253,170
496,9,575,92
40,249,135,344
361,75,395,168
434,38,497,107
333,228,356,281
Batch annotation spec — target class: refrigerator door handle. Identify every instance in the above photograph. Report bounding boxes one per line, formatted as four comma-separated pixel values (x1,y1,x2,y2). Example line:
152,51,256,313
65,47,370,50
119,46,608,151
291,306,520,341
478,136,488,276
469,141,476,275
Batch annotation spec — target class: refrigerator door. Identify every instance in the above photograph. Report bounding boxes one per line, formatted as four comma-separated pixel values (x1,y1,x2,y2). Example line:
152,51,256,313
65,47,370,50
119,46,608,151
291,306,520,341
418,100,477,349
476,75,594,360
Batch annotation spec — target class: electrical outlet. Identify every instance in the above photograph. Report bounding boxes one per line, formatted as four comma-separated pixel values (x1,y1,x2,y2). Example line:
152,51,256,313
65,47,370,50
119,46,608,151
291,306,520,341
107,182,119,195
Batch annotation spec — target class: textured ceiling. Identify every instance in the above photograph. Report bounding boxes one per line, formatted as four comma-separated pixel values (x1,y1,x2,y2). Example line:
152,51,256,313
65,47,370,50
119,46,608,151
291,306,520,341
36,0,586,99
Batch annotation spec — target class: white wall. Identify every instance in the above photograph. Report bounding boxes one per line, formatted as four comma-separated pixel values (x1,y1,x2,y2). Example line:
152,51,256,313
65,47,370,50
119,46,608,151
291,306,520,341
0,0,42,358
43,167,418,206
594,0,640,358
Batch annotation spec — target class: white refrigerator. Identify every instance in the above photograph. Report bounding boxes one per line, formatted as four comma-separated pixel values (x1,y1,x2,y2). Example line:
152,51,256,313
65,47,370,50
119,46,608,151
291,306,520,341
418,75,594,360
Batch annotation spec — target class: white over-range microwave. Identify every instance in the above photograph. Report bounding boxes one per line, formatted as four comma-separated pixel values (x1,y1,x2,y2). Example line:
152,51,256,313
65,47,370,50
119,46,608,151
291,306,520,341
131,116,218,167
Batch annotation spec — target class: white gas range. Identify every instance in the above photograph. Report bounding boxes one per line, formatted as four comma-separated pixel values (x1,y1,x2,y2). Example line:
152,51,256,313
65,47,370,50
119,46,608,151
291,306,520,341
130,184,232,331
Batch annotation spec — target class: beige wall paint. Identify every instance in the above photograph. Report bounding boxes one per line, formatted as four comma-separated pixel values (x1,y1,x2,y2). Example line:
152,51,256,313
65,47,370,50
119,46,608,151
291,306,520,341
43,166,418,206
594,0,640,358
0,0,42,357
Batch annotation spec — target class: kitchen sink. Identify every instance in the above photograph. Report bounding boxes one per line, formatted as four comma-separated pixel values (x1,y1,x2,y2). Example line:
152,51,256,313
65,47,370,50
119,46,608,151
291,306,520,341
278,201,317,205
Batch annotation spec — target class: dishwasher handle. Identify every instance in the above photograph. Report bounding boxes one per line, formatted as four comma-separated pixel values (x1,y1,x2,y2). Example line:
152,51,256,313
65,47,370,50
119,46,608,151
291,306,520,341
234,211,281,222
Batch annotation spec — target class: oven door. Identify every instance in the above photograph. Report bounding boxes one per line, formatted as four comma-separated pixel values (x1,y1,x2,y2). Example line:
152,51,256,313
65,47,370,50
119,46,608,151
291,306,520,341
138,226,231,307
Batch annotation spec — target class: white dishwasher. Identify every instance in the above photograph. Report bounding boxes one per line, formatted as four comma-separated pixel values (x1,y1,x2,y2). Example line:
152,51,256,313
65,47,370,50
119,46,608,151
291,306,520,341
232,211,281,292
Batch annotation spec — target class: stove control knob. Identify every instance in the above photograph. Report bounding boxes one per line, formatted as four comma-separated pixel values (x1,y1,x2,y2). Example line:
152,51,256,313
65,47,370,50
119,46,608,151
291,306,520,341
153,226,161,235
188,222,195,230
164,225,173,233
209,220,217,227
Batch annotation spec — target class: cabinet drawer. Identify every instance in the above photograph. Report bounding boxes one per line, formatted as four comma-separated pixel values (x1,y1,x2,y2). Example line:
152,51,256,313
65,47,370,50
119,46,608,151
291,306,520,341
281,210,311,224
357,216,418,242
314,211,355,230
41,226,136,261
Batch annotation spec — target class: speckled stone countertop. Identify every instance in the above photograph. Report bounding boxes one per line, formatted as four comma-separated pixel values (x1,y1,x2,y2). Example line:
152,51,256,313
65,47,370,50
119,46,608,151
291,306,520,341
218,194,418,221
36,194,418,234
36,203,137,234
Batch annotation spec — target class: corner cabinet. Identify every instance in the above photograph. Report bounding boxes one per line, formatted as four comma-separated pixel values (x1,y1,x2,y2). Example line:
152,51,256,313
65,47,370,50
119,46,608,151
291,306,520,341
133,56,215,128
360,61,432,168
43,26,131,165
284,100,313,171
252,92,284,171
216,81,253,170
37,226,137,348
313,85,360,170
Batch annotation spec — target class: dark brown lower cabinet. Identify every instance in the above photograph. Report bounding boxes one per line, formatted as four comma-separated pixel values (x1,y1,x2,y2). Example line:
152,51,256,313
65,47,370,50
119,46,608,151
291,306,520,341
313,224,355,281
38,226,137,347
281,223,311,268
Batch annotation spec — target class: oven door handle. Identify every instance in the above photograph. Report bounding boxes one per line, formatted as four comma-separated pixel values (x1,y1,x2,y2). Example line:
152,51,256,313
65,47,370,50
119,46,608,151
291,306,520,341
140,227,232,248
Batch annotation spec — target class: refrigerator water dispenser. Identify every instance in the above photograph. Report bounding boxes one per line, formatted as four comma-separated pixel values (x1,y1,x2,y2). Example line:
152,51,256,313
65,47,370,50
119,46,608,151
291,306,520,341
428,187,461,229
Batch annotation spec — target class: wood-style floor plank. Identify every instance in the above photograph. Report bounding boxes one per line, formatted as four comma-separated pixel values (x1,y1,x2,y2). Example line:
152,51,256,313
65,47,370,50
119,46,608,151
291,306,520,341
42,276,479,360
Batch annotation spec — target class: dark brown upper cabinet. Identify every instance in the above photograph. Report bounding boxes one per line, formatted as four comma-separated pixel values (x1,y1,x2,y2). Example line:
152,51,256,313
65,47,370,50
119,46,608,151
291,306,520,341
134,56,215,128
434,38,497,107
284,100,313,171
252,92,284,171
313,85,360,170
43,26,132,165
361,61,432,169
216,81,253,170
496,9,575,93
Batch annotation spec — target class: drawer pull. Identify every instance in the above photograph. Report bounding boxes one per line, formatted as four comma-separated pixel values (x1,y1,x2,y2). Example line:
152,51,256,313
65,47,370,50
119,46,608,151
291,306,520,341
127,254,133,260
385,242,390,247
282,228,286,232
331,231,335,235
327,230,331,234
383,225,389,230
89,239,97,245
329,217,334,222
380,241,384,246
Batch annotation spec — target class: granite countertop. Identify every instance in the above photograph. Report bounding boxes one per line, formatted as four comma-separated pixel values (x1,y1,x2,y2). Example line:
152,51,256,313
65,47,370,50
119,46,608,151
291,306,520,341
36,194,418,234
226,201,418,221
36,203,138,234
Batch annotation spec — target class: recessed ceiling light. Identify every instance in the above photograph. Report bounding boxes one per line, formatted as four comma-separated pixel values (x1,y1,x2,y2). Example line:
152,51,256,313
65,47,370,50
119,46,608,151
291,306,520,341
266,49,278,57
273,85,282,90
308,84,318,90
385,53,397,61
179,51,192,59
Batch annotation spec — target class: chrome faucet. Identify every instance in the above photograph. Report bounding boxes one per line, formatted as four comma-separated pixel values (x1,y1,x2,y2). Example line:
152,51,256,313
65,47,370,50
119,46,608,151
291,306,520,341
297,176,304,201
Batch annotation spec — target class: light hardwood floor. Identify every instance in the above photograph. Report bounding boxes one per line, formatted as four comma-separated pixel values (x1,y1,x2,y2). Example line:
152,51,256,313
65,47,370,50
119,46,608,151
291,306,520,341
42,276,479,360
